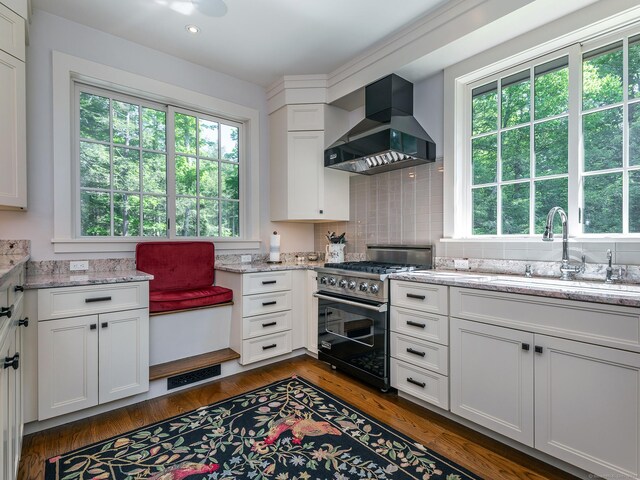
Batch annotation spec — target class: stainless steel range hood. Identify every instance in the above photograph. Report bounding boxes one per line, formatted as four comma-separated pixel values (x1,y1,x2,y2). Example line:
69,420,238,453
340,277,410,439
324,74,436,175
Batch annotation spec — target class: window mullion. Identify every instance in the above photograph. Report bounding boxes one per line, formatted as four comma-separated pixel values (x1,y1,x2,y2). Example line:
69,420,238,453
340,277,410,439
567,43,582,237
497,78,503,235
167,107,177,239
623,36,630,234
529,65,535,235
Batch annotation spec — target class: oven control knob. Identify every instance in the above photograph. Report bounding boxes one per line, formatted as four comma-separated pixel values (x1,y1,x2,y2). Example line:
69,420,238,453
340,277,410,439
359,282,369,292
348,281,357,290
320,276,328,285
369,284,379,294
339,279,348,288
329,277,337,286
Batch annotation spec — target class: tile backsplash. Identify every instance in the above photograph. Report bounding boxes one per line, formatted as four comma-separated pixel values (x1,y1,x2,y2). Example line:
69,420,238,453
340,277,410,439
315,159,444,254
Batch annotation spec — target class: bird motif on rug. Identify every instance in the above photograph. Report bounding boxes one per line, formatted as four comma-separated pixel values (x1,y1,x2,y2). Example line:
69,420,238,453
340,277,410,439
262,414,342,445
145,461,219,480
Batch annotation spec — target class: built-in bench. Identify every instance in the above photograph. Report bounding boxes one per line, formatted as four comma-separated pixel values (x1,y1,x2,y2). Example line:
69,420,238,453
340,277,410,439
136,241,236,381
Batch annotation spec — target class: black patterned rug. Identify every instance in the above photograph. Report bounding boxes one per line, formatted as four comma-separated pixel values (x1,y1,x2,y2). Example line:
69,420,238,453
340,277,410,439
45,376,480,480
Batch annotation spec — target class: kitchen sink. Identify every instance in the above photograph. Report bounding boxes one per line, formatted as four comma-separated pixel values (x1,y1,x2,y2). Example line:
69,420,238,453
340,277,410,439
486,275,640,295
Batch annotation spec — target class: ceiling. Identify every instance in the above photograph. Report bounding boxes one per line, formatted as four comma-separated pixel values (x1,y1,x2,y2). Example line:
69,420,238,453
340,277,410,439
32,0,451,87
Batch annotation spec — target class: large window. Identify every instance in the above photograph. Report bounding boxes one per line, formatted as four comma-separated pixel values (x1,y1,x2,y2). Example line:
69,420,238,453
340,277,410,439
76,85,241,239
465,28,640,237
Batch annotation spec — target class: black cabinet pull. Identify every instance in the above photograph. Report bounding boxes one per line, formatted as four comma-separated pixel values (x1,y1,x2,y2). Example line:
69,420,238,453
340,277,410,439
522,343,530,351
0,306,12,319
406,320,426,329
319,209,323,214
262,280,277,285
85,296,112,303
406,293,426,300
4,353,19,370
262,321,277,327
90,324,97,330
18,317,29,328
534,345,543,354
14,285,24,292
262,344,277,350
262,301,277,306
406,377,426,388
406,347,426,357
101,322,108,328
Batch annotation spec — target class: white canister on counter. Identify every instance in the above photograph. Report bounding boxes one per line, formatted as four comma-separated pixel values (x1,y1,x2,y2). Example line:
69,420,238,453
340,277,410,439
325,243,345,263
269,231,281,262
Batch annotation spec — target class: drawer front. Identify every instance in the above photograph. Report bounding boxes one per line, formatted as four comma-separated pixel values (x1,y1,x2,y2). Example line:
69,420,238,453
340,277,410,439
391,307,449,345
391,332,448,375
243,271,292,295
243,291,291,317
38,282,149,320
391,358,449,410
241,331,292,365
391,281,448,314
243,310,292,339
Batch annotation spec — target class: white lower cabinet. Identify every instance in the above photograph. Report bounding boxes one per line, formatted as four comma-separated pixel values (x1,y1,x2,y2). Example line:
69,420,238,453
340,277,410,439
38,308,149,420
450,286,640,479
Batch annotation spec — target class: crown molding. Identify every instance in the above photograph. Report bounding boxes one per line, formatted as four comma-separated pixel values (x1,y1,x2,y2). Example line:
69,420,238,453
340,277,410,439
266,75,329,113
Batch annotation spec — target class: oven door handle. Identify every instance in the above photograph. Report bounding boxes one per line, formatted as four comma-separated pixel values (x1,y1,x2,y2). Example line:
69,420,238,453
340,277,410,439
313,293,388,313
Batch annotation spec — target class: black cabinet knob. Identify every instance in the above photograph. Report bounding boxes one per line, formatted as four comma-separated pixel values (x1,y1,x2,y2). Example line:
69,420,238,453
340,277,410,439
522,343,530,351
534,345,543,354
14,285,24,292
0,306,12,319
3,353,19,370
18,317,29,328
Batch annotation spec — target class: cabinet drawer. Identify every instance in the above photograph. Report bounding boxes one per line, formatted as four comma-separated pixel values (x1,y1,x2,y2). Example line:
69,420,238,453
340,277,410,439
242,291,291,317
287,104,324,131
391,333,448,375
391,281,448,314
243,271,292,295
0,3,25,61
243,310,291,339
241,331,292,365
391,358,449,409
391,307,448,345
38,282,149,320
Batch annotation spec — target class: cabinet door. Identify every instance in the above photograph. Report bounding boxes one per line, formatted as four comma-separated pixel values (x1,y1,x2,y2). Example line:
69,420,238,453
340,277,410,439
287,131,323,219
0,333,11,480
38,316,99,420
535,335,640,478
98,308,149,404
450,318,534,446
0,50,26,209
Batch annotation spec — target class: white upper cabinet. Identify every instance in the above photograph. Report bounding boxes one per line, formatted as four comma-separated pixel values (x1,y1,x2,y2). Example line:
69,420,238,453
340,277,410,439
270,104,350,222
0,1,27,210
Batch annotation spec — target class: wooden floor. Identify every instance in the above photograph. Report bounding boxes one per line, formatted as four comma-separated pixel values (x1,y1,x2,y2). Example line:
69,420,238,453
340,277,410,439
19,355,577,480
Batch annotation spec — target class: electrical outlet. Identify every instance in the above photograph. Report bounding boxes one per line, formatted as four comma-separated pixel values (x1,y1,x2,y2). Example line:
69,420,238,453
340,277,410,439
70,260,89,271
453,259,469,270
241,255,251,263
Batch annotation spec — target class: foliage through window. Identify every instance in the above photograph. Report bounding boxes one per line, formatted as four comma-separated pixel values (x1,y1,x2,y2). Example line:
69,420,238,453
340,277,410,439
468,30,640,236
77,85,241,238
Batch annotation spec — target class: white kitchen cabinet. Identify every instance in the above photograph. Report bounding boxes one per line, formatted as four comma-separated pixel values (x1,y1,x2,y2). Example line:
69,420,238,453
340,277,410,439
0,1,27,210
270,104,350,222
38,308,149,420
450,318,534,446
37,283,149,420
306,270,318,354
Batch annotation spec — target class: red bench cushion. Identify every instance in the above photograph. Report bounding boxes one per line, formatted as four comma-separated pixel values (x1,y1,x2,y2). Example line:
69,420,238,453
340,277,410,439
136,241,216,291
149,286,233,313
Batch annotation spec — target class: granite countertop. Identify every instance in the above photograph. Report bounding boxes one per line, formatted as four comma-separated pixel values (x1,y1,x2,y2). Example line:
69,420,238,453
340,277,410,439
215,261,325,273
390,270,640,308
0,254,30,285
25,270,154,289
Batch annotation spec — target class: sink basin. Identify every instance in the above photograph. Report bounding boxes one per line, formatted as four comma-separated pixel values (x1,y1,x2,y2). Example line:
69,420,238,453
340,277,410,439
487,275,640,296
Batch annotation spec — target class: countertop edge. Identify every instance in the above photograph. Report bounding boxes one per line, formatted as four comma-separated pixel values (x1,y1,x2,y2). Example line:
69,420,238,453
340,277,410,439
25,270,154,289
0,254,30,285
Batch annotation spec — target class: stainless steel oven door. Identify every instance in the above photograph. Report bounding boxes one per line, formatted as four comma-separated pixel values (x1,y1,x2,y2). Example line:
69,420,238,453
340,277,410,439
313,292,388,383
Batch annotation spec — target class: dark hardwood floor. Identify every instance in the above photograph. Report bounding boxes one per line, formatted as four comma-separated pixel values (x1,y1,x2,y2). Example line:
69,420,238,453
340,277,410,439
19,355,577,479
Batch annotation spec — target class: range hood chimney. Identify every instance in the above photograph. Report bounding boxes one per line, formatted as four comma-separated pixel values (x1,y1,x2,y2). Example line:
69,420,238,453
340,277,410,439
324,74,436,175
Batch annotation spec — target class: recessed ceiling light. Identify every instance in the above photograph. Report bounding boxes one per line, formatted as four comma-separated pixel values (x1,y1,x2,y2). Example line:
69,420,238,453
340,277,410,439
186,24,200,34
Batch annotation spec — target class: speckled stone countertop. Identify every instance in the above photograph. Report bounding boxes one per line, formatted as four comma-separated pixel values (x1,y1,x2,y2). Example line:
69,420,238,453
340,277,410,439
390,270,640,308
25,270,154,289
0,254,29,285
215,261,325,273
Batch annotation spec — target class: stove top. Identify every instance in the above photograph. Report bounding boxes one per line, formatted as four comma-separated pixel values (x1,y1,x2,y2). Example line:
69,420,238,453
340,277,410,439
323,261,429,275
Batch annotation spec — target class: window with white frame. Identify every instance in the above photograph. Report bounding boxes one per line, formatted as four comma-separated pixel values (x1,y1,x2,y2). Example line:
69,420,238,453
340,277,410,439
76,84,241,239
463,27,640,237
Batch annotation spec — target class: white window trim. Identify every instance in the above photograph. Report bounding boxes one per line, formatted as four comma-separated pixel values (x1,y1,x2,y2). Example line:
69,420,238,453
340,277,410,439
443,2,640,242
52,51,261,252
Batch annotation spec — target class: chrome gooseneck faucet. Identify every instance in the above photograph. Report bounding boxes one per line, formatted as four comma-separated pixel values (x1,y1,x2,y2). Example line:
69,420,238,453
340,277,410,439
542,206,585,280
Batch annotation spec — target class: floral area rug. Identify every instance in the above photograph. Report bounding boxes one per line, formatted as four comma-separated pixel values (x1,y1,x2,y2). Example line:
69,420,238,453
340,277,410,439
46,376,480,480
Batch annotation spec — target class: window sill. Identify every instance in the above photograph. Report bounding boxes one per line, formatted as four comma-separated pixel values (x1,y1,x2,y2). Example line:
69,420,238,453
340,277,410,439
441,236,640,243
51,238,262,254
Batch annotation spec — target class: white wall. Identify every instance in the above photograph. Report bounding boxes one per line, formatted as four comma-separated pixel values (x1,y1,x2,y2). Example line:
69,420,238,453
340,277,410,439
0,10,314,261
